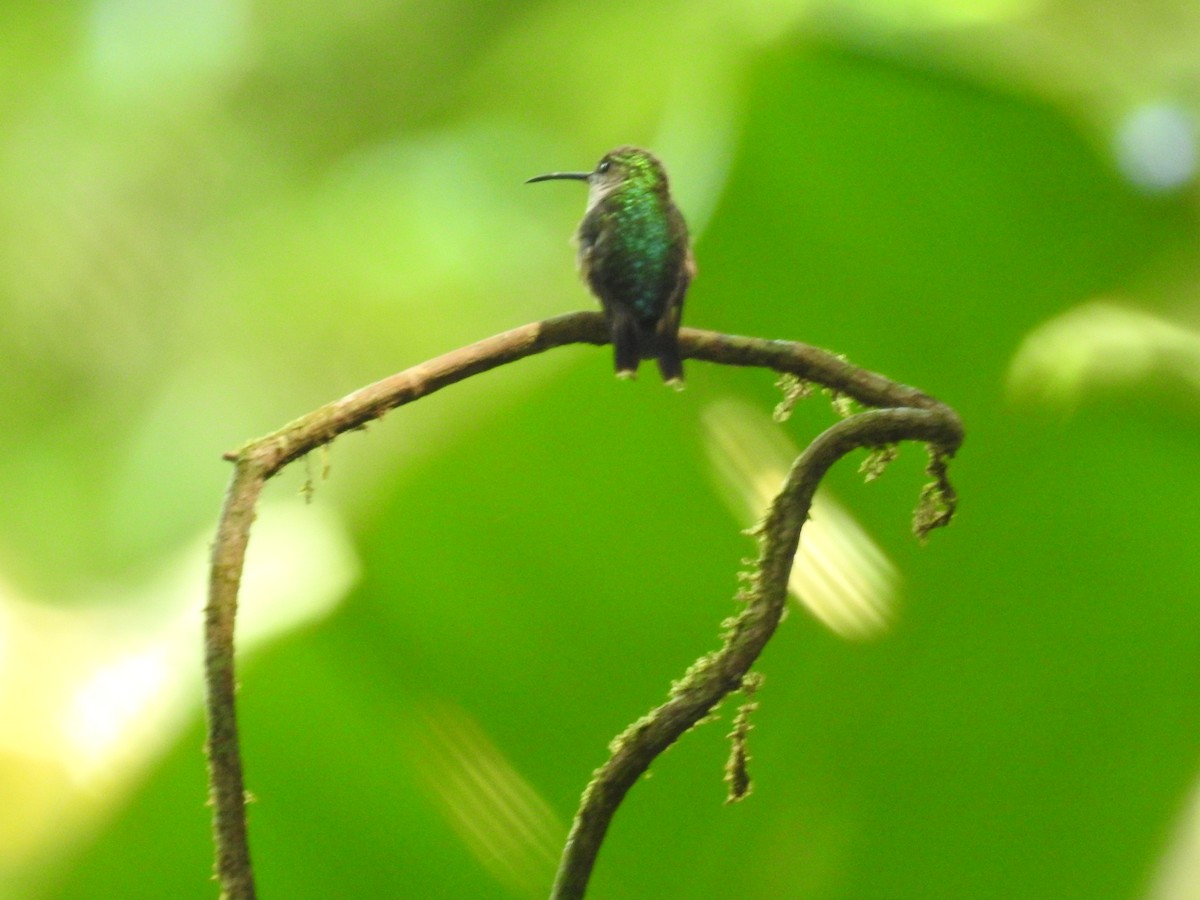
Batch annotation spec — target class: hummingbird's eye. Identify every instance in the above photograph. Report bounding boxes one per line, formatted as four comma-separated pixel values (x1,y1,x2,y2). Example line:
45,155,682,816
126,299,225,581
597,160,611,175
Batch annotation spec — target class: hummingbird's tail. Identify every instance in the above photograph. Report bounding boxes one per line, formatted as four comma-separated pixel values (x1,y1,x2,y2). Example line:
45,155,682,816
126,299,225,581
654,314,684,388
609,309,686,386
611,311,642,380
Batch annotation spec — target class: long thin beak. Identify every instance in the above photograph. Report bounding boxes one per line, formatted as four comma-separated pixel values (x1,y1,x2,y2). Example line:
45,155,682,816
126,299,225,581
525,171,591,184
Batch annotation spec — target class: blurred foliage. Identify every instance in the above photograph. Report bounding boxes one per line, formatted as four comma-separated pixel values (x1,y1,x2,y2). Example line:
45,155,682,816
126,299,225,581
4,1,1200,898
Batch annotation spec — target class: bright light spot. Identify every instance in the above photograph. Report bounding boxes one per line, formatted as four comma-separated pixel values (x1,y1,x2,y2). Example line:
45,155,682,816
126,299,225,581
0,596,10,682
62,647,169,784
0,499,357,877
830,0,1041,31
1115,103,1197,193
790,493,897,639
1007,301,1200,410
407,702,561,895
703,399,899,640
1146,764,1200,900
238,501,359,646
87,0,251,100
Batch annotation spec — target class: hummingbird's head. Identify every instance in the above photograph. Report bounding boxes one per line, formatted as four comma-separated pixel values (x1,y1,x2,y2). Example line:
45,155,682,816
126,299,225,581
526,146,670,208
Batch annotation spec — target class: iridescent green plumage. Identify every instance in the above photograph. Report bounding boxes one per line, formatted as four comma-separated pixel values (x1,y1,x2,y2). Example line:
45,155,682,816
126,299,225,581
527,146,694,385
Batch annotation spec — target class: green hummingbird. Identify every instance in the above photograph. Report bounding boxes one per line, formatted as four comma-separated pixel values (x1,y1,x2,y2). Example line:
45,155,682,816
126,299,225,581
527,146,695,386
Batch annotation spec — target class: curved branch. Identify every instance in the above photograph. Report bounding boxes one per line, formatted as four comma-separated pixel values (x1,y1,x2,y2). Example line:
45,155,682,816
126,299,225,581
204,311,963,900
206,460,266,900
549,409,959,899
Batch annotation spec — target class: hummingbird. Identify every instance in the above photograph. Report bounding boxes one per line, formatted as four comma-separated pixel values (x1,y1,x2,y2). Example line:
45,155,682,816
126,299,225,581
527,146,694,386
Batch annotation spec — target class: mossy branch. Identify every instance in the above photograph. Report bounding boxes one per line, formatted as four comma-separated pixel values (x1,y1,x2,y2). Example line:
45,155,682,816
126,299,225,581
204,310,963,899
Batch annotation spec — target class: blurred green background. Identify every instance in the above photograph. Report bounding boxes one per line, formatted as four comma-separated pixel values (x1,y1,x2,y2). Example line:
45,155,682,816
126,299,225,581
3,1,1200,898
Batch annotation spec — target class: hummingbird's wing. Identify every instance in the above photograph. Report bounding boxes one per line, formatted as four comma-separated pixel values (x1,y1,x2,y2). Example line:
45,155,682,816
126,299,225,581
575,208,601,281
575,205,641,376
653,245,693,385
